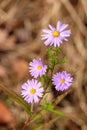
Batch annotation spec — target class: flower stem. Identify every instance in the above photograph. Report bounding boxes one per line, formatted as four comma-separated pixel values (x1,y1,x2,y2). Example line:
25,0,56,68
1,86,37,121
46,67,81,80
21,116,30,130
31,102,34,113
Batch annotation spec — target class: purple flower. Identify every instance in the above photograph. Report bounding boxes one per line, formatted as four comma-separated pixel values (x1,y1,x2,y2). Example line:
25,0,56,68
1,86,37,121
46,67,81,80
52,71,73,91
41,21,71,47
21,79,44,103
29,59,47,78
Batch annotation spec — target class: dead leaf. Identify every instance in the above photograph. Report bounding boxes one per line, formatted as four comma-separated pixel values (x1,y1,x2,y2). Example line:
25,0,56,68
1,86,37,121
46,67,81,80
0,65,7,77
0,100,16,128
10,57,28,79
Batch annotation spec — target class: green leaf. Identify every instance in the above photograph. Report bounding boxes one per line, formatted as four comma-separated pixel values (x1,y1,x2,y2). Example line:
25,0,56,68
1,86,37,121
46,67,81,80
57,57,66,64
55,47,61,53
0,82,31,114
40,100,68,118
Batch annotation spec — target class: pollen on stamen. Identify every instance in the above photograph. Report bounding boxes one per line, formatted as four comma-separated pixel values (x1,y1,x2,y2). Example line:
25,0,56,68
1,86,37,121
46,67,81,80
60,78,65,83
30,88,36,94
37,65,42,70
52,30,60,37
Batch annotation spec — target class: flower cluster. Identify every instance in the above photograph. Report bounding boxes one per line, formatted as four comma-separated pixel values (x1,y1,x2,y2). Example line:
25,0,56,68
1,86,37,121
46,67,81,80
21,21,73,104
21,59,46,104
52,71,73,91
21,79,44,103
41,21,71,47
29,59,47,78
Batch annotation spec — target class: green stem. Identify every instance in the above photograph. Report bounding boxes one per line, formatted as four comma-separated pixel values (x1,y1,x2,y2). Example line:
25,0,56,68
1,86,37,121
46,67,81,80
31,102,34,113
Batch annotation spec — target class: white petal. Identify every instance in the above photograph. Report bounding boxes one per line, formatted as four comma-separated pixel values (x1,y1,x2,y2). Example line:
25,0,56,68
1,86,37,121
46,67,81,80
49,24,55,30
57,21,62,30
60,24,68,32
42,29,51,34
44,37,53,45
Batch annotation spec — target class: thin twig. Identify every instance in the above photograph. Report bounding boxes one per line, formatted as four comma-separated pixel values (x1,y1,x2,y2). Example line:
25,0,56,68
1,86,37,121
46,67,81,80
21,116,30,130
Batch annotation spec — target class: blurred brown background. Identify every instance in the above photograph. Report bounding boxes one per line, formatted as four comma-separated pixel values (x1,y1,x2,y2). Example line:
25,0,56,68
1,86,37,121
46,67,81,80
0,0,87,130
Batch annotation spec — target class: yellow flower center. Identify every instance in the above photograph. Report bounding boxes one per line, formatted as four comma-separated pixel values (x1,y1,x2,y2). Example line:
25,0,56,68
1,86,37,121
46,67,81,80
30,88,36,94
52,30,60,37
60,78,65,83
37,65,42,70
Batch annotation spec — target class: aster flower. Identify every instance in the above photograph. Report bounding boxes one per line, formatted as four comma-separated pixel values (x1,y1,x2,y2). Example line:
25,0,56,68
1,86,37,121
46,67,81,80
52,71,73,91
21,79,44,103
41,21,71,47
29,59,47,78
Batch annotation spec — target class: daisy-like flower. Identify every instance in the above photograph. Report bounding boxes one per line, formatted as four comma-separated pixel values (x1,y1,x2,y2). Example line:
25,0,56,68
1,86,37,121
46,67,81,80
29,59,47,78
41,21,71,47
21,79,44,103
52,71,73,91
